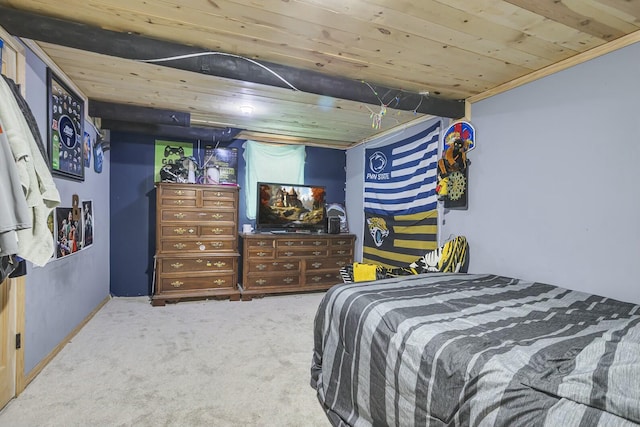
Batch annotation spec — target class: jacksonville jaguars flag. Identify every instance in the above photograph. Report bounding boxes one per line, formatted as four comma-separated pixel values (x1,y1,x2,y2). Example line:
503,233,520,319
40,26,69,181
363,120,440,267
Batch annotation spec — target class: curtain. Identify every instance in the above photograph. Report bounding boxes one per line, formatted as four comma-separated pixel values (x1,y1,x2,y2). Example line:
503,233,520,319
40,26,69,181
243,140,305,220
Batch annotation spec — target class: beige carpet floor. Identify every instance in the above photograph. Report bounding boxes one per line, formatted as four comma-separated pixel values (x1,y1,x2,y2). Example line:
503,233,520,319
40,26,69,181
0,293,331,427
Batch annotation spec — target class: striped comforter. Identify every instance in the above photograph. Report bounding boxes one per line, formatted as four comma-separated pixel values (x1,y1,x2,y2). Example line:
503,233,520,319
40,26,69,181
310,274,640,426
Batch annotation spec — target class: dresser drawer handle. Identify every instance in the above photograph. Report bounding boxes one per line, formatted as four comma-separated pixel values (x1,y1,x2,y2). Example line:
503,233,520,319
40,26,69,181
257,252,267,257
210,242,224,248
213,201,223,207
213,261,226,267
188,228,195,234
311,276,322,282
284,241,294,246
336,250,346,255
214,192,223,197
256,279,267,285
211,228,223,234
173,213,186,219
174,200,184,205
211,213,224,219
337,240,347,245
196,259,204,263
284,251,294,257
311,262,322,268
214,279,226,285
174,227,186,235
257,241,268,246
313,241,322,246
256,264,267,270
170,281,183,288
283,277,293,284
336,260,347,266
170,262,184,269
284,263,295,270
173,243,187,250
174,190,185,196
312,251,322,256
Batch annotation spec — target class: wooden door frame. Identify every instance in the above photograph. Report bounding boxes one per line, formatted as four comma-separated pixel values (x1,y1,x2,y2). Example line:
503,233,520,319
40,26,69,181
14,277,25,395
1,25,28,399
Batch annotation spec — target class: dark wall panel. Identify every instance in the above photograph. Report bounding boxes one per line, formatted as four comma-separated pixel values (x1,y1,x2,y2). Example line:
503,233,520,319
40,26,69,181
109,132,158,297
110,132,346,296
306,146,346,204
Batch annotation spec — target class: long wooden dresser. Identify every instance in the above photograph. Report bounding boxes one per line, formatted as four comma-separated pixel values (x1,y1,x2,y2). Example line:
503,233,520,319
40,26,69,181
152,182,240,306
240,233,355,300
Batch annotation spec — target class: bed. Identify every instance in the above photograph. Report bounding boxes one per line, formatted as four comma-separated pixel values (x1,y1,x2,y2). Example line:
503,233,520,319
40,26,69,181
310,273,640,426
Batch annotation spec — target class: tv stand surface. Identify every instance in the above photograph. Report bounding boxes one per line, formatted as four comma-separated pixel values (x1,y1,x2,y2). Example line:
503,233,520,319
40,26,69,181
240,233,355,300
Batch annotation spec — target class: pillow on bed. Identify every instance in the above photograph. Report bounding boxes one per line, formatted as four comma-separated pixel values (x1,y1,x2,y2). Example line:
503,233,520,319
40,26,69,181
339,236,468,284
353,263,378,282
410,246,442,273
340,263,388,283
410,235,468,273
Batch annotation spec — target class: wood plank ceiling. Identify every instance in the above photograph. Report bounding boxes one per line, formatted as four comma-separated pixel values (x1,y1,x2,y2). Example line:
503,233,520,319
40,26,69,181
1,0,639,148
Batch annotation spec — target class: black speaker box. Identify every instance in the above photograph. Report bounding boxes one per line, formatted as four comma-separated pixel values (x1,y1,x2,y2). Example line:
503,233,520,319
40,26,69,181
328,217,340,234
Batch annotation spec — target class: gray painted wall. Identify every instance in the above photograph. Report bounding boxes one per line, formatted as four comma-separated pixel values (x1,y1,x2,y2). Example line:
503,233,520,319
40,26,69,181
345,143,365,262
22,44,111,374
346,43,639,305
442,42,640,305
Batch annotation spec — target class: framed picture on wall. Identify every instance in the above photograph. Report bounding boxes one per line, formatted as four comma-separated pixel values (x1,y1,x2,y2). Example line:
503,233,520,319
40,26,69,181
54,207,80,258
82,200,94,249
47,68,85,181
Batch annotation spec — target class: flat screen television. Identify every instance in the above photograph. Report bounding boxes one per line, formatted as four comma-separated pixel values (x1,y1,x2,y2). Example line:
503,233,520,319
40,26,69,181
256,182,327,232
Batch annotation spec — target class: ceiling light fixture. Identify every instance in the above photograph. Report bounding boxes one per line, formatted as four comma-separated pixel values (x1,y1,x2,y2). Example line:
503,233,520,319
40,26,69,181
239,105,254,114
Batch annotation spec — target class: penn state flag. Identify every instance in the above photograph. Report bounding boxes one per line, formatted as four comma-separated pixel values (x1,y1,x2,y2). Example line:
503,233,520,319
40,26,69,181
363,120,440,267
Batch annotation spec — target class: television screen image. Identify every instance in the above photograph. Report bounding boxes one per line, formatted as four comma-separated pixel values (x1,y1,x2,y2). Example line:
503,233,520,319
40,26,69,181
257,182,326,231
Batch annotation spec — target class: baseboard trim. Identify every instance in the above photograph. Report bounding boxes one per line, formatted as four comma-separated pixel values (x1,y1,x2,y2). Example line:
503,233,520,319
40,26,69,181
19,295,111,394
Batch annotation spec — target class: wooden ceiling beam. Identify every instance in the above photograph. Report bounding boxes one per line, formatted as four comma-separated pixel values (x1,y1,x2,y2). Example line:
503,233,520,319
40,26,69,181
89,101,190,127
0,5,465,119
100,119,240,143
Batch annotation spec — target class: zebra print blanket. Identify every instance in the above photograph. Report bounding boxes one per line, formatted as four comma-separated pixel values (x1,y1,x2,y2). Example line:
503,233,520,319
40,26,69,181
310,274,640,426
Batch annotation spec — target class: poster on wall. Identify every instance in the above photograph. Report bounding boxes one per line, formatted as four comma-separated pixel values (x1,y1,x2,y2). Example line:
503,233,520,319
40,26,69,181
82,200,94,248
83,131,92,168
47,212,55,259
203,145,238,184
94,142,103,173
55,207,81,258
47,68,85,181
154,140,193,182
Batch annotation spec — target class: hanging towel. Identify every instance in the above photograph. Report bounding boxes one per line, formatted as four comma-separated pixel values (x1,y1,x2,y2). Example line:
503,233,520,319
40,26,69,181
243,140,305,220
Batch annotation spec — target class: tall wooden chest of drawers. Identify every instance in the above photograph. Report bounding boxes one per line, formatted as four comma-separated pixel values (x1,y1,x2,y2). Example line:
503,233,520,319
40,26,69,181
240,233,355,300
152,183,240,306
